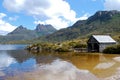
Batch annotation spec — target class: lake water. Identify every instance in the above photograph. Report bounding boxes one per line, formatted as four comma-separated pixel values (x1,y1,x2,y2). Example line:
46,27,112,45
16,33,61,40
0,45,120,80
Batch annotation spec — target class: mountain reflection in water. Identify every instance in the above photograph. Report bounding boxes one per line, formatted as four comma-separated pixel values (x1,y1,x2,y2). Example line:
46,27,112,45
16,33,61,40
0,45,120,80
6,59,99,80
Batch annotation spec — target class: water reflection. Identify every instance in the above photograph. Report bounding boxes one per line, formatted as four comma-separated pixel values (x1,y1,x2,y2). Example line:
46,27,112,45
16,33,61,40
0,50,35,79
94,62,115,69
51,53,120,78
113,57,120,62
0,51,16,70
0,45,120,79
0,45,26,50
7,50,33,63
35,54,58,64
6,59,99,80
94,54,116,69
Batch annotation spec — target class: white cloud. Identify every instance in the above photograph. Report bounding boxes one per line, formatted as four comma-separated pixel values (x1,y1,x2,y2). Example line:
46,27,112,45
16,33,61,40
16,59,98,80
0,13,16,33
9,15,19,21
34,13,90,29
0,13,6,19
0,52,16,70
34,18,70,29
0,30,8,35
78,13,90,20
3,0,25,12
3,0,85,29
104,0,120,11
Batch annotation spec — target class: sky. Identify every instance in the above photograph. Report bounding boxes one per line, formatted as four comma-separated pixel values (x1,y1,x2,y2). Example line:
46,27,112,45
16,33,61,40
0,0,120,35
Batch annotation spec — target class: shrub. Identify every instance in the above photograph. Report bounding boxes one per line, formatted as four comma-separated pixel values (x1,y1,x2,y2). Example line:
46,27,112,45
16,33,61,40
103,44,120,54
55,47,70,52
73,44,87,48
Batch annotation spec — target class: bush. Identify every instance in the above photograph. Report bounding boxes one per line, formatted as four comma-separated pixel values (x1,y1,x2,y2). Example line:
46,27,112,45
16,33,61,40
73,44,87,48
103,44,120,54
55,47,70,52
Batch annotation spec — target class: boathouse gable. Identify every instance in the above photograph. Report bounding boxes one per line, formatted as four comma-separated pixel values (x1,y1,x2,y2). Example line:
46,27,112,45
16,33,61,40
87,35,117,52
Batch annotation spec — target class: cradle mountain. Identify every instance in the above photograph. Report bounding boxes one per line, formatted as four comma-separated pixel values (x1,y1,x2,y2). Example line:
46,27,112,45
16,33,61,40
0,24,56,43
0,10,120,43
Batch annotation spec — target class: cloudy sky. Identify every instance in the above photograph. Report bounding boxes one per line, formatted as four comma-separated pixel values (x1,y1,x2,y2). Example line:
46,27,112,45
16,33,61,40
0,0,120,35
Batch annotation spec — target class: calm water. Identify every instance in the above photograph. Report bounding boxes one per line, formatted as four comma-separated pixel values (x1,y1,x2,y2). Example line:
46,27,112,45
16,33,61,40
0,45,120,80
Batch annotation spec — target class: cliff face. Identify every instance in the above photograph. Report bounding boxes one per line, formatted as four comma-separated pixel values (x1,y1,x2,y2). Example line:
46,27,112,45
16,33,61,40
35,24,56,35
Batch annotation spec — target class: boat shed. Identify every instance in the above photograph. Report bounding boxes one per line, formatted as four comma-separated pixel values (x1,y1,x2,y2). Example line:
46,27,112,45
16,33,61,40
87,35,117,52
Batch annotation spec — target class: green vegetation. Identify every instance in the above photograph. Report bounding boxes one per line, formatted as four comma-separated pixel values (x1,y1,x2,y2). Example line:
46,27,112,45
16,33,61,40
26,39,87,52
103,44,120,54
113,35,120,43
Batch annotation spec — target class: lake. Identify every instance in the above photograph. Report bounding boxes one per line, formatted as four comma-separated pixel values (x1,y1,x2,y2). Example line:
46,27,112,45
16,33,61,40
0,45,120,80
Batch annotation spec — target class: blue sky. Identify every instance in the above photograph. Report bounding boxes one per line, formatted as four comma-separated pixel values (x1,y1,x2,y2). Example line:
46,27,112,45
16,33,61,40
0,0,120,35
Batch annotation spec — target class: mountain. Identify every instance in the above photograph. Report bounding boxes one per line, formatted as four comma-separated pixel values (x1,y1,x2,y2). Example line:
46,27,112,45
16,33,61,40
86,10,120,24
43,10,120,42
7,25,38,41
8,25,31,35
35,24,56,36
1,10,120,43
0,24,56,43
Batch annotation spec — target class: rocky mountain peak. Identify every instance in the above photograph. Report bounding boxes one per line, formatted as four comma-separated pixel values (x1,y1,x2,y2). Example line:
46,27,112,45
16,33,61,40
7,25,28,35
15,25,27,30
18,25,24,28
95,10,120,17
35,24,56,33
87,10,120,24
35,24,46,32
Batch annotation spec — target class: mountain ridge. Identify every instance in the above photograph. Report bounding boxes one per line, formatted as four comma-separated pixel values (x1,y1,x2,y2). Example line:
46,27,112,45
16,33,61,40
0,24,56,43
42,10,120,42
0,10,120,43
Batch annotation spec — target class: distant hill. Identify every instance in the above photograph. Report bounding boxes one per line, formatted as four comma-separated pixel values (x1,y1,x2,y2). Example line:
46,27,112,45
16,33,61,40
43,10,120,42
0,24,56,43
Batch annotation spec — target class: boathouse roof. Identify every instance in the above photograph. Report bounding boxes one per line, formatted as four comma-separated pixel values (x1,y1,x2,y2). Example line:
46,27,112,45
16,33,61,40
92,35,116,43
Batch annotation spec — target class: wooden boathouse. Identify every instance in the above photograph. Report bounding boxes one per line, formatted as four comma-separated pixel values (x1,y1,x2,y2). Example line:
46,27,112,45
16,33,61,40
87,35,117,52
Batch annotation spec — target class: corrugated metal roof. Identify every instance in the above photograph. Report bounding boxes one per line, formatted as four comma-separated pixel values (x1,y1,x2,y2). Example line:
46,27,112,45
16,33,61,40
92,35,116,43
